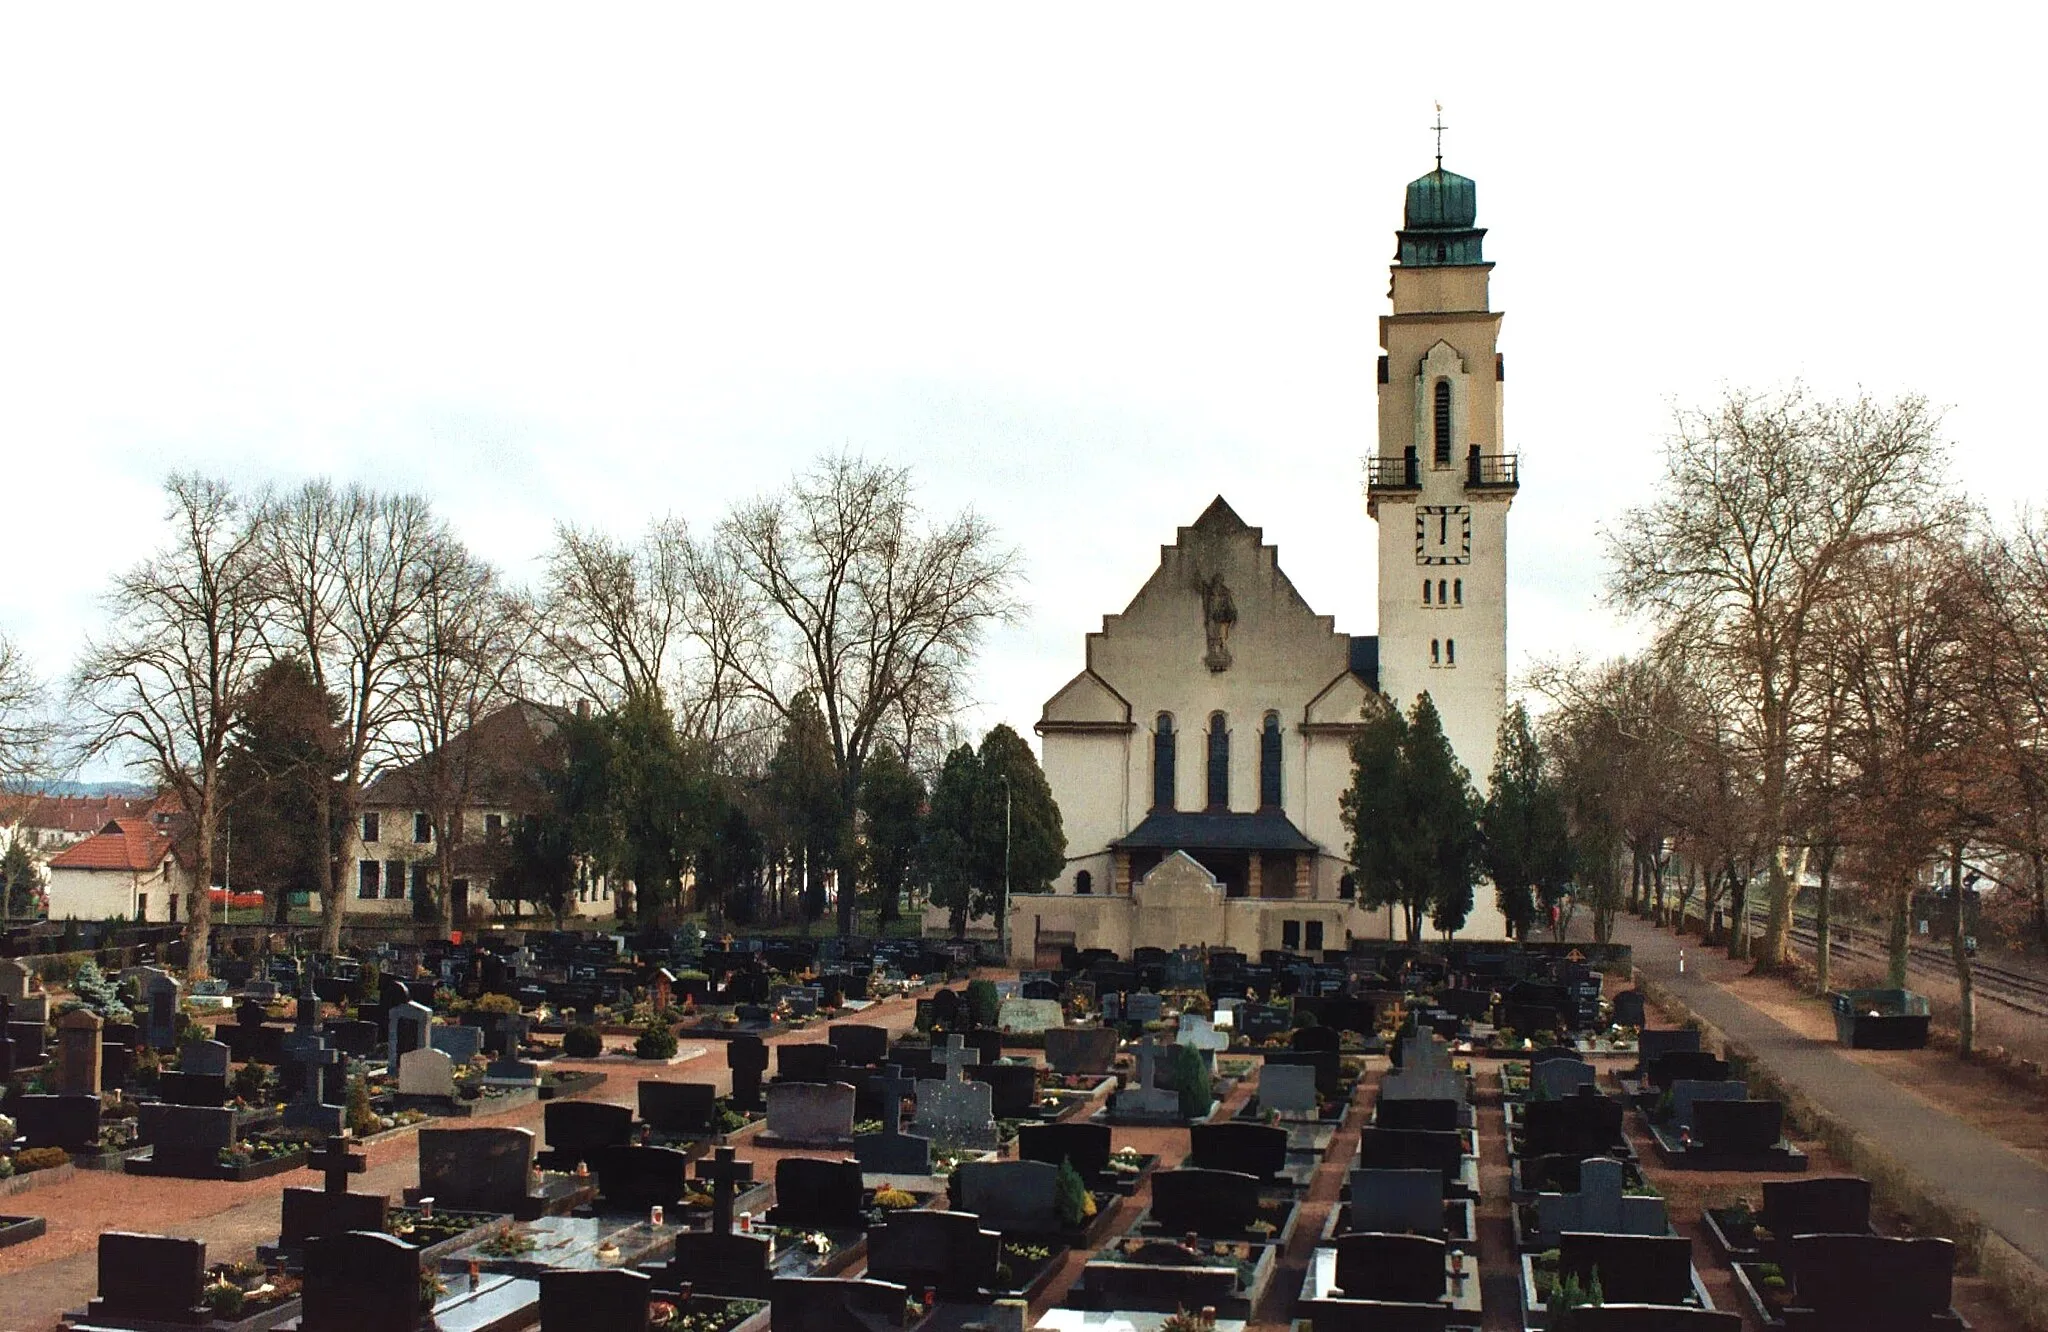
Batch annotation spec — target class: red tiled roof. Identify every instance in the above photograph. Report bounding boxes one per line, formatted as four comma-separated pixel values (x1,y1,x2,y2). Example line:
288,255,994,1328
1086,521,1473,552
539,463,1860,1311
0,794,155,835
46,819,181,873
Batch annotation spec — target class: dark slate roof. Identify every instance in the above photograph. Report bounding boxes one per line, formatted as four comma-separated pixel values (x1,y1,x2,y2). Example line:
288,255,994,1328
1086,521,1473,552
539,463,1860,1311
1350,635,1380,693
1112,809,1319,854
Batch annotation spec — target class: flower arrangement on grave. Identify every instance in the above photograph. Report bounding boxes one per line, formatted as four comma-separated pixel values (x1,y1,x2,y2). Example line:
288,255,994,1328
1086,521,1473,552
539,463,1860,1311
0,1157,14,1181
649,1297,766,1332
1108,1146,1143,1175
386,1207,478,1246
772,1228,832,1256
96,1118,139,1151
873,1187,919,1211
477,1224,538,1257
1155,1308,1216,1332
230,1061,272,1106
680,1185,716,1210
12,1147,69,1174
419,1271,449,1312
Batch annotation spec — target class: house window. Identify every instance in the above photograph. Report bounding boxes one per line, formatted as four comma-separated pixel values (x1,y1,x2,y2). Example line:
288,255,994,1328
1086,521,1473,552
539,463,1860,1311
1282,920,1302,950
484,813,504,840
358,860,380,899
1422,579,1432,605
1206,713,1230,811
414,812,431,843
1259,713,1282,810
1306,920,1325,951
361,812,379,844
1446,638,1457,667
1453,579,1463,605
385,859,407,900
410,862,430,901
1433,379,1453,467
1075,870,1094,895
1152,714,1176,812
1431,639,1441,666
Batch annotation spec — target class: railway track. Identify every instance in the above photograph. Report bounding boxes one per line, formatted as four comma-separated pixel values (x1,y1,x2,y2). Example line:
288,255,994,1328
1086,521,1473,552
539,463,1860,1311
1787,912,2048,1018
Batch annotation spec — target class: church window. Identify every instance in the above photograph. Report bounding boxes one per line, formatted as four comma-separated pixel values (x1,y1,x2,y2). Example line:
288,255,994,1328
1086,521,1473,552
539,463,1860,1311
1207,713,1230,810
1259,712,1282,809
1431,639,1441,666
1446,638,1457,666
1433,380,1453,466
1075,870,1093,895
1438,578,1448,606
1422,579,1431,605
1453,578,1463,605
1339,873,1357,900
1152,714,1176,812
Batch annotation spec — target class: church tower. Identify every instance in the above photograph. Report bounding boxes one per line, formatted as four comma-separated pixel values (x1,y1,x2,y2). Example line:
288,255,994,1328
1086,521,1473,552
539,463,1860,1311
1368,154,1516,784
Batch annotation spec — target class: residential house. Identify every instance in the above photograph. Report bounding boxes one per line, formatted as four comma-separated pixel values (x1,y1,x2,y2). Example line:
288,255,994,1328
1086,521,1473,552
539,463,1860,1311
45,817,197,923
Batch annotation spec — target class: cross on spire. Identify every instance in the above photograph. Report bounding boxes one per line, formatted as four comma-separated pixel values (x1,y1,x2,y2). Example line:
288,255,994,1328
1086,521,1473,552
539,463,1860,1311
695,1145,754,1235
306,1135,366,1195
1432,102,1447,169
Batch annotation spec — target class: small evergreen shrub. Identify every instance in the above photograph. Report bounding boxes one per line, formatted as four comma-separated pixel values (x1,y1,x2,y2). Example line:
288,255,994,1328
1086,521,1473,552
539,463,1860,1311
1168,1044,1212,1120
965,979,1000,1029
562,1025,604,1058
635,1021,679,1060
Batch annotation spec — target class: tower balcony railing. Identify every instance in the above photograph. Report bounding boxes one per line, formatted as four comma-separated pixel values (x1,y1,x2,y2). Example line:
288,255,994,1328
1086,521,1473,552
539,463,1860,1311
1365,447,1521,493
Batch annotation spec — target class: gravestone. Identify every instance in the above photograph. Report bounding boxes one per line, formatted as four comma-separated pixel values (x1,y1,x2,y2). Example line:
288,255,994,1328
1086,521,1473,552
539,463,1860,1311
770,1156,867,1231
1785,1233,1955,1324
666,1146,772,1296
1258,1061,1319,1114
280,1136,388,1249
1175,1013,1229,1059
1018,1121,1113,1181
1534,1157,1668,1240
1635,1028,1701,1078
158,1068,232,1108
282,982,347,1134
953,1159,1061,1234
1569,1310,1740,1330
913,1036,998,1150
139,968,182,1051
56,1007,103,1096
1148,1166,1261,1236
766,1081,857,1147
1376,1097,1460,1133
1647,1049,1728,1090
327,1020,381,1057
1522,1093,1624,1159
1237,1002,1290,1040
387,1000,432,1068
1110,1036,1180,1118
1532,1057,1597,1100
854,1065,931,1175
302,1229,421,1332
1188,1122,1289,1182
1044,1026,1118,1075
828,1024,890,1067
867,1210,1002,1301
398,1046,457,1099
10,1019,46,1062
545,1100,637,1169
1692,1098,1784,1153
540,1268,652,1332
639,1080,719,1135
1558,1232,1694,1307
485,1054,542,1087
417,1126,537,1215
972,1061,1040,1119
998,998,1064,1034
1292,1025,1341,1054
138,1103,237,1174
0,958,29,1002
1357,1127,1465,1183
15,1092,101,1150
769,1276,907,1332
778,1042,839,1083
1332,1231,1447,1303
1669,1078,1747,1130
1124,992,1164,1023
593,1144,695,1212
1611,989,1647,1029
1347,1168,1444,1235
1762,1175,1872,1239
86,1232,208,1325
180,1038,231,1078
430,1024,486,1062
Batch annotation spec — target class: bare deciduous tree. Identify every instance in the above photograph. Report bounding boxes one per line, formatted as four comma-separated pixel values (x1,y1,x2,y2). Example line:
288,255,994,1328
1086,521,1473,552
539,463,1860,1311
698,453,1022,934
538,517,693,709
1607,386,1950,968
0,633,57,790
260,481,461,951
72,475,269,978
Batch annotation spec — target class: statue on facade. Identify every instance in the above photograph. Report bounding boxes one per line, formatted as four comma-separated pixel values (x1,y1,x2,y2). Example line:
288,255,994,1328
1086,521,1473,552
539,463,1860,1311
1197,574,1237,672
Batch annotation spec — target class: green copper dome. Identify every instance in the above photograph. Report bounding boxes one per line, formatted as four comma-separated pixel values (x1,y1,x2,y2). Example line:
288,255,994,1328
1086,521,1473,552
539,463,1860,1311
1397,165,1486,267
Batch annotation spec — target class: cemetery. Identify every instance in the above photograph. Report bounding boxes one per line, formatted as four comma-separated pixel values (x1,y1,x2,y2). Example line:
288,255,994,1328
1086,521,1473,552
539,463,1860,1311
0,927,2020,1332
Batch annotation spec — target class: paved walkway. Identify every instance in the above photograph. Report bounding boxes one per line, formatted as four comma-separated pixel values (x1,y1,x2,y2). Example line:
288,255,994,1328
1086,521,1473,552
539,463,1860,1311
1613,914,2048,1273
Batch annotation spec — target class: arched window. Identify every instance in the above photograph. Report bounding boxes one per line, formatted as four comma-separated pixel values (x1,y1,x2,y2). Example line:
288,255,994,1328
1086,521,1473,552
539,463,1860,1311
1431,639,1441,666
1433,379,1453,466
1438,578,1448,606
1453,578,1463,605
1446,638,1457,666
1259,712,1282,809
1207,712,1230,810
1074,870,1094,895
1422,579,1432,605
1152,713,1176,811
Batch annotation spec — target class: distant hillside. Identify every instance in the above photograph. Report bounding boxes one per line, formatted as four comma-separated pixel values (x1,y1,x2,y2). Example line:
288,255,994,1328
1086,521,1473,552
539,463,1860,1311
4,779,155,798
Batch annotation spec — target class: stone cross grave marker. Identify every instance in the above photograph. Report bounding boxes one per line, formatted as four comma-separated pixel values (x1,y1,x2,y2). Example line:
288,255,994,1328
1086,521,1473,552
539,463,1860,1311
1111,1034,1180,1117
700,1143,752,1234
56,1006,103,1096
1534,1156,1666,1240
914,1036,998,1150
855,1063,932,1174
727,1034,768,1111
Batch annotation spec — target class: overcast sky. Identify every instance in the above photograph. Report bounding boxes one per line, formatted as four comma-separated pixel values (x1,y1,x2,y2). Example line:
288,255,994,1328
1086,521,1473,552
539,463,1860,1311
3,6,2040,781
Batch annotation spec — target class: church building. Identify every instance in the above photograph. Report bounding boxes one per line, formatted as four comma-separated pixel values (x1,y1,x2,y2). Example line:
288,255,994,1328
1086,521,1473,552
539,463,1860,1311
1008,158,1518,962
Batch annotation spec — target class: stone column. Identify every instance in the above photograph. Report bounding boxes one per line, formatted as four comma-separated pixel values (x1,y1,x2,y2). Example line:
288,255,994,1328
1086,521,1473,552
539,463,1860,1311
56,1006,103,1097
1246,855,1263,898
1294,855,1311,899
1112,850,1132,895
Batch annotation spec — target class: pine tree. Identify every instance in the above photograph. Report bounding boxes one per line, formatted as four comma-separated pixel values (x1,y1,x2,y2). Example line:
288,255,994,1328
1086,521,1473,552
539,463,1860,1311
70,960,132,1022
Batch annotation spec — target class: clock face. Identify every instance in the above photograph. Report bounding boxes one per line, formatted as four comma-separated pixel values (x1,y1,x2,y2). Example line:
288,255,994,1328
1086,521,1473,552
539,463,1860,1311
1416,505,1472,566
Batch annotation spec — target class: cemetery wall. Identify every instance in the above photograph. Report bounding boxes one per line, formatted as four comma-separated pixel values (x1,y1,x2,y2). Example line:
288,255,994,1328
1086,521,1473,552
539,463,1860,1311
1636,971,2048,1331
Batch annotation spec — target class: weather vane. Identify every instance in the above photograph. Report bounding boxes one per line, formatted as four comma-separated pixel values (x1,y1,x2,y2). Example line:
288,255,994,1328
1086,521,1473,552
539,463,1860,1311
1432,102,1446,169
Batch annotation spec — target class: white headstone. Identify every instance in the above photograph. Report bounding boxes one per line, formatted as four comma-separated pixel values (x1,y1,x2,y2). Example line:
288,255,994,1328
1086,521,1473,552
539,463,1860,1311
998,998,1065,1035
398,1045,457,1098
